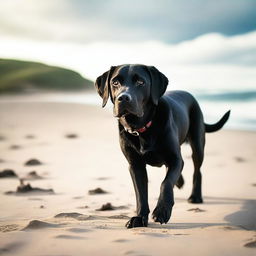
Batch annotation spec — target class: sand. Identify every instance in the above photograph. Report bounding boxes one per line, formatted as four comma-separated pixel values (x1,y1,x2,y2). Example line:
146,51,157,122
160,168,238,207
0,96,255,256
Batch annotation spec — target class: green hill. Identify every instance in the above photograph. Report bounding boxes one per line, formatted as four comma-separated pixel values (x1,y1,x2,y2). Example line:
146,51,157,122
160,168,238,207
0,59,93,93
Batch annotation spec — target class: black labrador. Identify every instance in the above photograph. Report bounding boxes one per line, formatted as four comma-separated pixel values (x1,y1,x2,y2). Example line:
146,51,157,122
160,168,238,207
95,64,230,228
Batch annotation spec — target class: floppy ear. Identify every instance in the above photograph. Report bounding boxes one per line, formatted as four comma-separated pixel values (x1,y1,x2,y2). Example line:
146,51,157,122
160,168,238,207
147,66,169,105
95,66,116,107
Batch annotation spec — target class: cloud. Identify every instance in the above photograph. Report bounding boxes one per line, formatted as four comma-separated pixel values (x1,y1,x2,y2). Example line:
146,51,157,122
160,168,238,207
0,0,256,43
0,31,255,93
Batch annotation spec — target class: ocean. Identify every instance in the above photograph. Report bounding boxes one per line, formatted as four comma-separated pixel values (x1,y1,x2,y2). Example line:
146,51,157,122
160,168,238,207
1,89,255,131
193,90,256,131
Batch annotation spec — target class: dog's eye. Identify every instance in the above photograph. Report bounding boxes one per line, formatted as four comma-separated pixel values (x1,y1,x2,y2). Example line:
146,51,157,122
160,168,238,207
136,79,145,86
112,80,120,88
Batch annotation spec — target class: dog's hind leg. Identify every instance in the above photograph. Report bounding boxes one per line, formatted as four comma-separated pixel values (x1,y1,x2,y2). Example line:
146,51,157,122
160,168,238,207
188,122,205,204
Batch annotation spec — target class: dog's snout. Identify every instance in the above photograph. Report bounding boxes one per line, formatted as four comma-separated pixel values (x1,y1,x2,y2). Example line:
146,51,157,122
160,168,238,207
117,93,132,103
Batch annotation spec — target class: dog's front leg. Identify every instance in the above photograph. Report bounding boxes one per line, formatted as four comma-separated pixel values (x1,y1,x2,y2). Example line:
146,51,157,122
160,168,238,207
126,163,150,229
152,155,184,224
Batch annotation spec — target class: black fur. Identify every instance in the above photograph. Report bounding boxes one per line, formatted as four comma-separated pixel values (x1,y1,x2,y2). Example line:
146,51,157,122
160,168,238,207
95,64,230,228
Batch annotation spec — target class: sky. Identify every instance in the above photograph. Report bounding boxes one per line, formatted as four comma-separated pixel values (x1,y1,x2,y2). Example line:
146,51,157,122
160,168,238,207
0,0,256,92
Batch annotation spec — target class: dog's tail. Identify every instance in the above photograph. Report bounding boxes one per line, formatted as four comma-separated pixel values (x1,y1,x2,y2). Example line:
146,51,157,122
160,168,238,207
205,110,231,133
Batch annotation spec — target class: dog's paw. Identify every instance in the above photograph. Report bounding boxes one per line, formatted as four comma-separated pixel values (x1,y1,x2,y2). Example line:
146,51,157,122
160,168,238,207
125,216,148,229
188,195,203,204
152,203,172,224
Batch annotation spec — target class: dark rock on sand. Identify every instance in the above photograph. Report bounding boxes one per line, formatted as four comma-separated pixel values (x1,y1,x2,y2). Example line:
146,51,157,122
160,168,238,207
88,187,107,195
24,159,42,166
65,133,78,139
17,180,53,193
77,205,89,209
0,169,17,178
96,203,128,211
73,196,84,199
9,145,22,150
24,171,43,180
187,208,206,212
97,203,115,211
234,156,246,162
5,180,54,194
22,220,59,230
25,134,35,139
0,135,6,141
96,177,111,181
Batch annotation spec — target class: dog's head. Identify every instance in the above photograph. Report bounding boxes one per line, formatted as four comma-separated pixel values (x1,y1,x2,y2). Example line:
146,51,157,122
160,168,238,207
95,64,168,118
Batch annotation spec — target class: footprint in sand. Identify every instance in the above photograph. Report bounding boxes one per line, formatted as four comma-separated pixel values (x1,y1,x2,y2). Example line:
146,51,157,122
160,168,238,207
108,215,130,220
0,241,24,254
54,212,104,221
113,239,130,243
54,212,93,221
67,228,91,233
0,224,20,232
25,134,36,139
55,212,85,219
55,234,85,240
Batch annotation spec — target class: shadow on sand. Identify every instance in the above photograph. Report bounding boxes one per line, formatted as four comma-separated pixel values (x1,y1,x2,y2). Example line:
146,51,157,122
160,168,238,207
150,196,256,230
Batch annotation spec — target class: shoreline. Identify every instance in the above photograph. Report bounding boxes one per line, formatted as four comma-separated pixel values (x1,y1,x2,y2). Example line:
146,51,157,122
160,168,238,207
1,90,255,132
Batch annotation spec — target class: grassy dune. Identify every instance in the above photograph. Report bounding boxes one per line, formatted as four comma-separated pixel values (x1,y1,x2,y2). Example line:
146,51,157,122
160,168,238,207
0,59,93,93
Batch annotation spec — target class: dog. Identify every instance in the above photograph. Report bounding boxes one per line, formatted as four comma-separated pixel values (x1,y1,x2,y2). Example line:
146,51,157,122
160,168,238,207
95,64,230,228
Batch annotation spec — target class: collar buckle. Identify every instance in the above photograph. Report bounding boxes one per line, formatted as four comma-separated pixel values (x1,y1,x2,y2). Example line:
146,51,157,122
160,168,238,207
130,130,139,136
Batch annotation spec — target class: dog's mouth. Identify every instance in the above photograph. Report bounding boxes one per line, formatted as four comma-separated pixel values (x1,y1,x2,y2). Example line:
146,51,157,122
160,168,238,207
114,110,129,118
115,111,143,119
114,106,143,119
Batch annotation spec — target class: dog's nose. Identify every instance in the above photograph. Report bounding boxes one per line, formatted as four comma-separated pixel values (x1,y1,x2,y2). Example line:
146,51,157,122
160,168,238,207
117,93,132,102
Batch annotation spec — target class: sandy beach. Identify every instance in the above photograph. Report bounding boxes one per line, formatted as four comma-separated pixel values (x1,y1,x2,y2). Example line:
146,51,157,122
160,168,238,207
0,96,255,256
